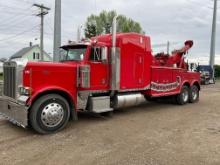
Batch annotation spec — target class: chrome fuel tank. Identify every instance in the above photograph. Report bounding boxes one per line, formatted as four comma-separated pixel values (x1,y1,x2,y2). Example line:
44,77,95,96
113,93,145,109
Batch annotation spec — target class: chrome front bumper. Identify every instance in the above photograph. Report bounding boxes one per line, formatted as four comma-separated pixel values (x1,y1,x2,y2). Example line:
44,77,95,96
0,96,28,128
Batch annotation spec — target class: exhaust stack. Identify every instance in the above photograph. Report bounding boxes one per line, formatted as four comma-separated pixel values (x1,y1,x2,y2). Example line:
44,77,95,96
111,16,120,91
112,16,117,49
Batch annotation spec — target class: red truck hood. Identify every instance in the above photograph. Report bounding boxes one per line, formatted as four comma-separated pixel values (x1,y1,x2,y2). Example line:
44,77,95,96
23,61,79,100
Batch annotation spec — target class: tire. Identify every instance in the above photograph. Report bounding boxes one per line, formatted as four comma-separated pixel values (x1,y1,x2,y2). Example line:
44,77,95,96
29,94,70,134
176,86,189,105
189,85,199,103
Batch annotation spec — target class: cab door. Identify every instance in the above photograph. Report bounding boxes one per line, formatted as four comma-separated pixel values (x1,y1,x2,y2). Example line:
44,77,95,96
88,47,109,90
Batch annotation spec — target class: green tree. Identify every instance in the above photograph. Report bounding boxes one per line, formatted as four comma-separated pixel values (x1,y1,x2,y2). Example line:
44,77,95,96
214,65,220,78
84,10,144,38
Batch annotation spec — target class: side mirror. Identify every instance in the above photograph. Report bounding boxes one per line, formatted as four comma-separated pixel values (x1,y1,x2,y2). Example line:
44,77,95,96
101,47,108,61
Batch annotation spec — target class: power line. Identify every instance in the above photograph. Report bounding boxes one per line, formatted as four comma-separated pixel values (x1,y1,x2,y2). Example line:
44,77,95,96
45,18,54,31
20,0,34,4
1,10,35,16
5,0,34,5
0,25,39,42
0,34,38,48
0,29,39,43
0,6,36,26
0,26,39,42
0,14,31,26
0,15,35,30
0,4,33,11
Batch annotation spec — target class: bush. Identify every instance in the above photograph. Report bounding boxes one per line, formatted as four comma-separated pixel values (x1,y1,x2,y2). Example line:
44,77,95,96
0,73,3,80
215,65,220,78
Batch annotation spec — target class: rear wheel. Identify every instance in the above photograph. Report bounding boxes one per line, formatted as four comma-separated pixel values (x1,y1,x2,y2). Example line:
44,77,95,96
176,86,189,105
189,85,199,103
29,94,70,134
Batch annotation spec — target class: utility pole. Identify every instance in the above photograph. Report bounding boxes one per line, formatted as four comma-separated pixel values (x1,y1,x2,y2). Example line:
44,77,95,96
209,0,218,79
34,4,50,61
53,0,61,62
167,41,170,54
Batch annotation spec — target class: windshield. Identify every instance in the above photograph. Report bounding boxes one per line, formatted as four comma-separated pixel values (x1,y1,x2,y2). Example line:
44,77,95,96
61,46,87,61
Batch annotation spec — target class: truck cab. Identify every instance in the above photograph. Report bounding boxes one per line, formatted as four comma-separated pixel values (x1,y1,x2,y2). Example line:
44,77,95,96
60,42,110,91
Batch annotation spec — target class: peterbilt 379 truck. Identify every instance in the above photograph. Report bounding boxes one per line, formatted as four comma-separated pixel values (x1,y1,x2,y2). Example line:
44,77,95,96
0,19,200,134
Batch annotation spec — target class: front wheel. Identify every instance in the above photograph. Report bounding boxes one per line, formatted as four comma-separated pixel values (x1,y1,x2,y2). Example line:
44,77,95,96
189,85,199,103
176,86,189,105
29,94,70,134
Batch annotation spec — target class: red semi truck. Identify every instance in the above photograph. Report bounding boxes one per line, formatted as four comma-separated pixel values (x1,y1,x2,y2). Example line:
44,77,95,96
0,19,200,134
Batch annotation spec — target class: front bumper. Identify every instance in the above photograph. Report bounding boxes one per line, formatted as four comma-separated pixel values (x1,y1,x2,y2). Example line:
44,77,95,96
0,96,28,128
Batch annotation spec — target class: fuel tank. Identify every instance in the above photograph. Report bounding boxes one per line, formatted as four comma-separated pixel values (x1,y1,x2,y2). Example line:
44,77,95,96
113,93,145,109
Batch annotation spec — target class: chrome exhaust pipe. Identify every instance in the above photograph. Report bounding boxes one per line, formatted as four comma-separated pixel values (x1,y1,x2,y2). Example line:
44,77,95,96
112,16,117,49
111,16,120,93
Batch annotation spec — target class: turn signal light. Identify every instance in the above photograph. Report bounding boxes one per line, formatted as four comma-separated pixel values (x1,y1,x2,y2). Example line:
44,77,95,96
18,86,32,96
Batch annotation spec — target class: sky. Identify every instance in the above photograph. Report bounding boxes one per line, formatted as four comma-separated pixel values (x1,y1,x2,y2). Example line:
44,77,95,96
0,0,219,64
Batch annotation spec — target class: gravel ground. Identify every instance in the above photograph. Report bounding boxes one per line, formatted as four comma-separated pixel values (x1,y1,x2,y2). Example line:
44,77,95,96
0,82,220,165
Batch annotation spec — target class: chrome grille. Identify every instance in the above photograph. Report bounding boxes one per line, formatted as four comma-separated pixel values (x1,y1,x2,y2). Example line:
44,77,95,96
3,62,17,99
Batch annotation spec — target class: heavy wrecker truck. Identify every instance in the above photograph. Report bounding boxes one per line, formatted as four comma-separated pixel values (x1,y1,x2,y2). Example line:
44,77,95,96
0,18,200,134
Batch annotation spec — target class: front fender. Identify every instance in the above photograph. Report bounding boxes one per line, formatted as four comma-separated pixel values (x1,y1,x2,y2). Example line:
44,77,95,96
27,86,77,108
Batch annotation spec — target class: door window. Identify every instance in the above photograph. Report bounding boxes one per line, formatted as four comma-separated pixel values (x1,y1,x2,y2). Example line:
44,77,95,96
90,47,108,62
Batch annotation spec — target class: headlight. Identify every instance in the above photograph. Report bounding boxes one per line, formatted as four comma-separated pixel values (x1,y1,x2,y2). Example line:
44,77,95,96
18,86,32,96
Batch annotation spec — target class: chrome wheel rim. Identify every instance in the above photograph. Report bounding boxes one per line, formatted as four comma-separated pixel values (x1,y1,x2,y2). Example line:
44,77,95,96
192,89,198,100
41,103,64,128
182,90,189,102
